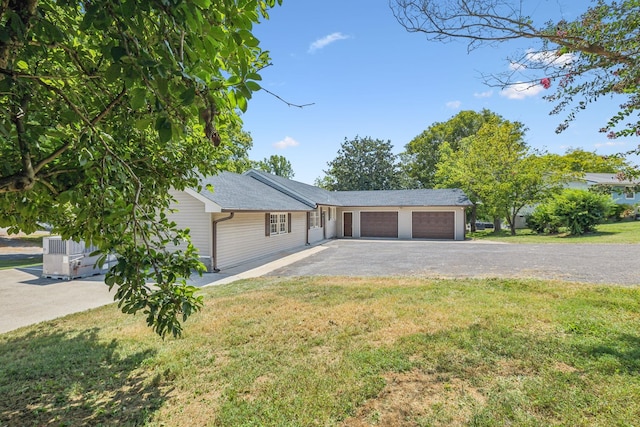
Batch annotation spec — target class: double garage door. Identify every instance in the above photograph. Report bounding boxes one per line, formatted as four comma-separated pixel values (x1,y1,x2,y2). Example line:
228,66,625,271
359,211,455,239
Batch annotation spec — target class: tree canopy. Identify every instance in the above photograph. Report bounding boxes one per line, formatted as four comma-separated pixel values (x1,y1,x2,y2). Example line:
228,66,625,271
0,0,281,337
403,109,499,188
255,154,295,178
391,0,640,142
436,116,568,235
560,147,631,173
317,136,404,191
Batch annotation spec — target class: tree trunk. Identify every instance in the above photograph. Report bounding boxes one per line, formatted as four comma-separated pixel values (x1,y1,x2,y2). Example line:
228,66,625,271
470,204,477,232
508,214,517,236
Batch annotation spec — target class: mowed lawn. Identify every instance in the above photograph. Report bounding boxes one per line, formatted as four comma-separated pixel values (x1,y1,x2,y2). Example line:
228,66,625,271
469,220,640,244
1,276,639,426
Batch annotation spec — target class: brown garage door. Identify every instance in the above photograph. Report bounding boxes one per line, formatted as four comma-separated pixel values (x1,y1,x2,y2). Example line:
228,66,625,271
412,212,455,239
361,212,398,238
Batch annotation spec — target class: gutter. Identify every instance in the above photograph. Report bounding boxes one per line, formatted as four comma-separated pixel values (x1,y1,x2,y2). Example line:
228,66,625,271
212,212,234,272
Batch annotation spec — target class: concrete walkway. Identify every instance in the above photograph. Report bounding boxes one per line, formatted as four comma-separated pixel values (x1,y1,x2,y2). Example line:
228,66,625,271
0,245,327,334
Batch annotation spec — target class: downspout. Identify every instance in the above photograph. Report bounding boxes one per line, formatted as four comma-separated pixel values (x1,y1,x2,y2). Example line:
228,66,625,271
322,211,326,240
306,211,310,246
212,212,234,273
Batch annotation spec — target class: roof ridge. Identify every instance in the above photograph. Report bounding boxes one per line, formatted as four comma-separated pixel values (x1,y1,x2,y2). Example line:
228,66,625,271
245,170,317,208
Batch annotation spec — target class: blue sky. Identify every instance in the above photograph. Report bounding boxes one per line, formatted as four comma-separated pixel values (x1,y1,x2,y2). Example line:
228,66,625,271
241,0,638,184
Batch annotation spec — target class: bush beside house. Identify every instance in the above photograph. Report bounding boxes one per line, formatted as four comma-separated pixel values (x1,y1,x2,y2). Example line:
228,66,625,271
527,189,615,235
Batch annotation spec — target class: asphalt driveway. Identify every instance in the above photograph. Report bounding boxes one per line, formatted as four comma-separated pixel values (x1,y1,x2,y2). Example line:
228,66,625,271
267,239,640,286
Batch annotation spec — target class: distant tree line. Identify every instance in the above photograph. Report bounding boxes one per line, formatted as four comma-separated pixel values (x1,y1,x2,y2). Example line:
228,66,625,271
315,109,632,234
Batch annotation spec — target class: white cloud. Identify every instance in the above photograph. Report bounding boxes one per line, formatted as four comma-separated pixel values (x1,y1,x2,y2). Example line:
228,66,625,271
510,49,574,70
273,136,300,149
473,90,493,98
308,32,350,53
500,82,545,100
509,61,526,71
594,141,627,148
446,100,462,109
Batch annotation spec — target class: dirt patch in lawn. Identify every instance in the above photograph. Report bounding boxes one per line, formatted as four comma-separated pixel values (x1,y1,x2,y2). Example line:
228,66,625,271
340,370,486,427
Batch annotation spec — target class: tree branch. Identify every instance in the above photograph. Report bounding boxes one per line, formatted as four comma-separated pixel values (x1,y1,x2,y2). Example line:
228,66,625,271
260,87,315,108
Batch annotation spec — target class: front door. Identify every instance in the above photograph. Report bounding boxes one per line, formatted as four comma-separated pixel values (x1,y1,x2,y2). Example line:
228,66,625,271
343,212,353,237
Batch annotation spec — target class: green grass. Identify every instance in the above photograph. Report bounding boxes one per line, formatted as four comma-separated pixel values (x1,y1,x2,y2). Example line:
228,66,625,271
0,254,42,270
469,220,640,244
1,276,639,426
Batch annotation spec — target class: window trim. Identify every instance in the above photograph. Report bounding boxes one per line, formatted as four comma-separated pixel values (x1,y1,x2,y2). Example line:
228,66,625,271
266,212,290,236
624,187,635,200
309,209,320,229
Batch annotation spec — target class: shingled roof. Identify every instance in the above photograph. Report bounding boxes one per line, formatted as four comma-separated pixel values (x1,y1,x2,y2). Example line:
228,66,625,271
196,172,314,211
192,170,473,210
333,189,474,207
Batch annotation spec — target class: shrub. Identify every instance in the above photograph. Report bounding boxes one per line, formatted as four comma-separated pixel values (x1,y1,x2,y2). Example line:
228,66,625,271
552,189,615,235
608,203,634,221
528,190,614,235
527,204,561,234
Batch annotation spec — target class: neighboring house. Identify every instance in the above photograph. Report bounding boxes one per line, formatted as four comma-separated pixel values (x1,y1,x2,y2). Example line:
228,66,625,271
567,173,640,206
509,172,640,230
169,170,473,272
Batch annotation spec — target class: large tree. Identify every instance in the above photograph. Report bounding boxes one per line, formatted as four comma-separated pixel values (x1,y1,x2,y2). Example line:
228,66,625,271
403,109,500,188
216,126,255,174
255,154,295,178
391,0,640,141
560,147,630,173
436,117,568,235
0,0,280,337
317,136,403,191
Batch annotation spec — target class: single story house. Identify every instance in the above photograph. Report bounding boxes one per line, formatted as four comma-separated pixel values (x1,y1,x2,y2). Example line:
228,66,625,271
169,170,473,272
510,172,640,229
567,172,640,205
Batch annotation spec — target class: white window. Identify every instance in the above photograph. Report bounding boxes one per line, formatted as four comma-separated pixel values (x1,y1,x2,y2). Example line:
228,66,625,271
309,210,320,228
270,213,288,235
625,187,635,199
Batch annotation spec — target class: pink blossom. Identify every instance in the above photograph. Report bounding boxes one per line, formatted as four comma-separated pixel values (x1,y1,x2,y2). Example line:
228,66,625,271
540,78,551,89
607,131,617,139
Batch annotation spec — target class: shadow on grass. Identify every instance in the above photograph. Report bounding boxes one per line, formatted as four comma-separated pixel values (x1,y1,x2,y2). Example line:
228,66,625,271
0,253,43,269
576,332,640,374
0,328,166,426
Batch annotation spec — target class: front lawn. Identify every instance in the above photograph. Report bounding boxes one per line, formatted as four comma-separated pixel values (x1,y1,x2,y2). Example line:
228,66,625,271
0,254,42,270
469,220,640,244
1,276,639,426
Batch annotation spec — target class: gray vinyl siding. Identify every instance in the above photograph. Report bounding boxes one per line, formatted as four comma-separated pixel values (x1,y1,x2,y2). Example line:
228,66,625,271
167,190,213,268
214,212,308,270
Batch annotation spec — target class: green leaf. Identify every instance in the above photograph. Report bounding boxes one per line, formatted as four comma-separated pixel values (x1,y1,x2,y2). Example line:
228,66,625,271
156,78,169,96
236,92,248,112
110,46,128,62
192,0,212,8
246,81,261,91
105,63,121,83
156,117,172,142
130,87,147,110
180,86,196,105
135,117,153,130
16,60,28,71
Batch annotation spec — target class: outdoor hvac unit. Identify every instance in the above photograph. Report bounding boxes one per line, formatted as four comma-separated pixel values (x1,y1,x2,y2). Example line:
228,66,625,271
42,236,115,280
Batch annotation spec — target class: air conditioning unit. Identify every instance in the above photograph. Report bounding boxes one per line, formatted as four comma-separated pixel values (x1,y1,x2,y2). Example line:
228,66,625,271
42,237,116,280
